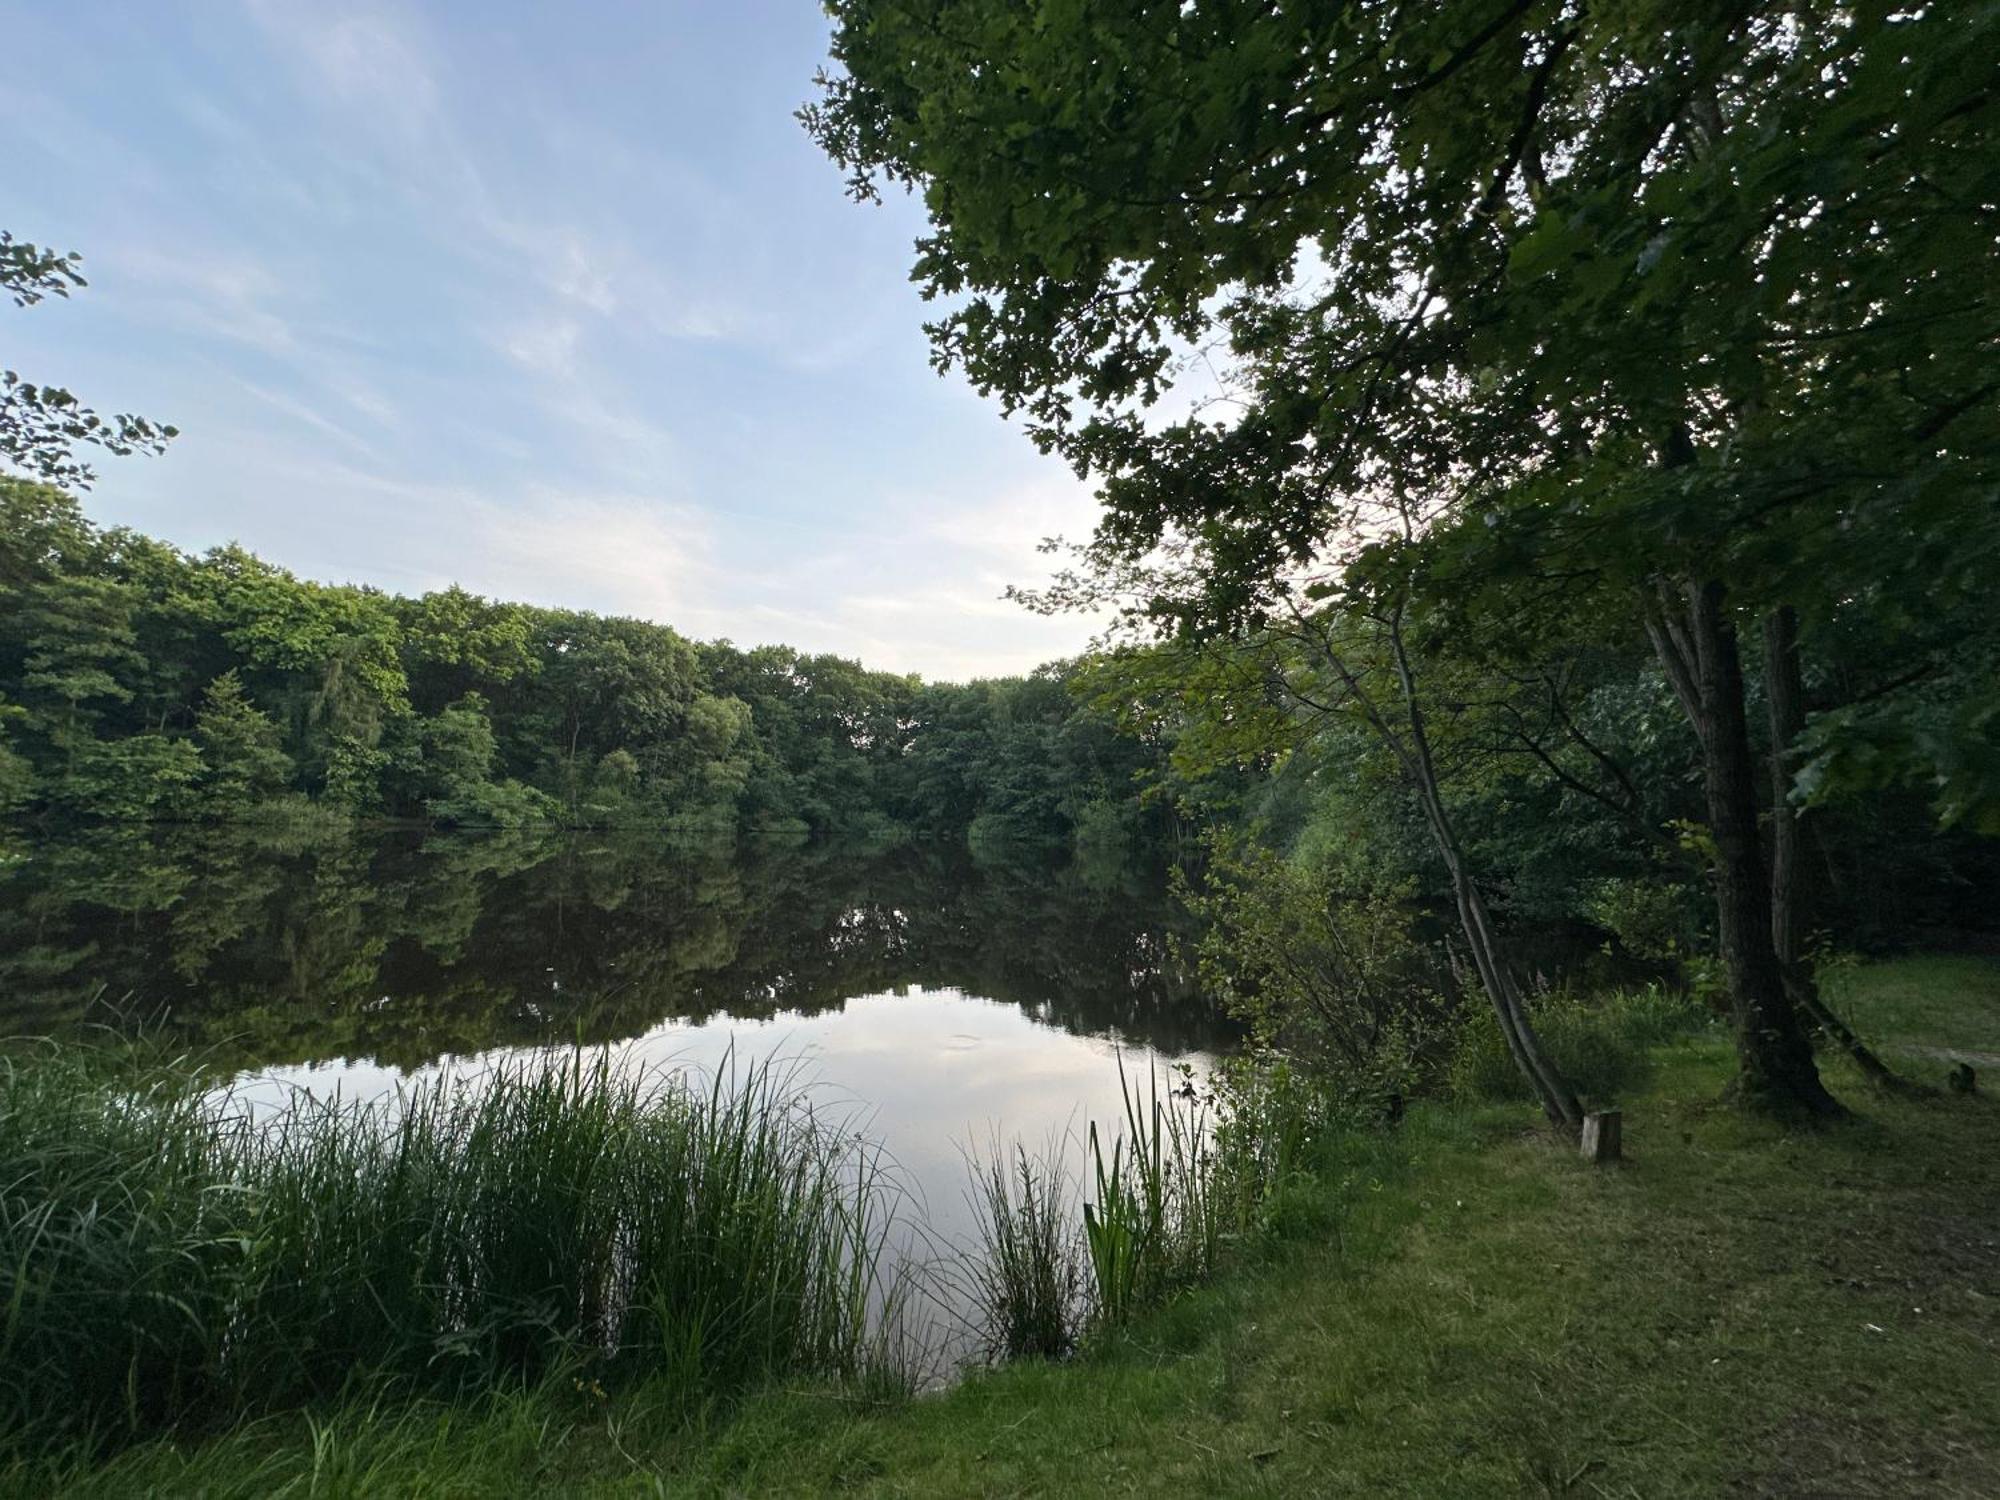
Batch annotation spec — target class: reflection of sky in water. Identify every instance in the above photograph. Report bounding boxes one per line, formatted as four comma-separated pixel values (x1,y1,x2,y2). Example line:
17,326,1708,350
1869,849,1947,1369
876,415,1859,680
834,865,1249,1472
226,983,1217,1372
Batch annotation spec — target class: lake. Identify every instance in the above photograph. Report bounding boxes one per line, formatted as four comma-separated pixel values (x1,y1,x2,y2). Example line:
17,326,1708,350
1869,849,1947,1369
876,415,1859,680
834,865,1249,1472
0,825,1239,1368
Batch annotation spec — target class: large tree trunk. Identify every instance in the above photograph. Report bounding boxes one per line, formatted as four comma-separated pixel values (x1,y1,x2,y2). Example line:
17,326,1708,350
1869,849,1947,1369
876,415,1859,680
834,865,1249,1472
1764,607,1807,968
1648,581,1842,1118
1763,607,1901,1088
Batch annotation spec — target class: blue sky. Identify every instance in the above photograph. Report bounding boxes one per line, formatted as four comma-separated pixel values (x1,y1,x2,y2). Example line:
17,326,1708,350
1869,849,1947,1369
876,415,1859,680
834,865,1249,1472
2,1,1105,680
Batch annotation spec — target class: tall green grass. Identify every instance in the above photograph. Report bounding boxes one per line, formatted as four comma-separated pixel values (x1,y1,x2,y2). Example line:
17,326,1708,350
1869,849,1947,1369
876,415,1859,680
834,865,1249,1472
0,1046,901,1456
966,1058,1335,1354
962,1140,1083,1360
1082,1063,1221,1325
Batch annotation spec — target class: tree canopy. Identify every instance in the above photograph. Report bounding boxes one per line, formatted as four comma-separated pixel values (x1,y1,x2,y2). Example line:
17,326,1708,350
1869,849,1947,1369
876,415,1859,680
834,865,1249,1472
807,0,1998,1115
0,479,1166,854
2,233,177,491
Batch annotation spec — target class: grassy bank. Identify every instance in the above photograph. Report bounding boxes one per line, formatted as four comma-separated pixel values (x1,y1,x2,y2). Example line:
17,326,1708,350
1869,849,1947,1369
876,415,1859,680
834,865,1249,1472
12,956,2000,1496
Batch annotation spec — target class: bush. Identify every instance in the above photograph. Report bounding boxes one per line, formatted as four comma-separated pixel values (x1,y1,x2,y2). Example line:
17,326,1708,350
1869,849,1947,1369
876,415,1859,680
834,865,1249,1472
963,1141,1084,1361
1178,837,1453,1092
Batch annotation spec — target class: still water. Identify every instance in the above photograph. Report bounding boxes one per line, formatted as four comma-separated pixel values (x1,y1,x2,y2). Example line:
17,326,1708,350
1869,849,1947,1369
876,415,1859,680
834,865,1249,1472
0,825,1239,1357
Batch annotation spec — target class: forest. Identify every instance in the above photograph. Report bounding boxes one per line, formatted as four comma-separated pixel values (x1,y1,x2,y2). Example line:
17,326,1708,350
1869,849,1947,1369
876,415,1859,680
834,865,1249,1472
0,478,1167,855
9,458,1990,1084
7,445,1995,1132
802,0,1997,1125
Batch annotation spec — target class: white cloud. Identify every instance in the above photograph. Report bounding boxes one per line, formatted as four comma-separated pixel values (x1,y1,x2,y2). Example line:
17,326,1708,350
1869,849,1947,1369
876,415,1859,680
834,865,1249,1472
243,0,443,150
547,237,618,315
232,377,381,458
922,475,1105,578
686,476,1111,680
18,1,1122,687
498,314,583,376
447,490,718,624
234,463,722,630
110,245,299,355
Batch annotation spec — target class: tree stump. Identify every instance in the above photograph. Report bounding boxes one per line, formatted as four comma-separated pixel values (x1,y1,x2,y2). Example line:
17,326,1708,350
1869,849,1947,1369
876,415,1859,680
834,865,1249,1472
1581,1110,1622,1164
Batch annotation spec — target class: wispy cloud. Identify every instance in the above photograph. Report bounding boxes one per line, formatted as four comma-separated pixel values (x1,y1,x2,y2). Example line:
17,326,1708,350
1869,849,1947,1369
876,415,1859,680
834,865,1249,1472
448,489,719,625
232,376,382,458
497,314,583,376
242,0,445,154
110,245,301,356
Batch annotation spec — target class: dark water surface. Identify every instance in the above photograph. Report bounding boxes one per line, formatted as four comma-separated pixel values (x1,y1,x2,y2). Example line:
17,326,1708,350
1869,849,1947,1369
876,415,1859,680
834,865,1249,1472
1,826,1239,1359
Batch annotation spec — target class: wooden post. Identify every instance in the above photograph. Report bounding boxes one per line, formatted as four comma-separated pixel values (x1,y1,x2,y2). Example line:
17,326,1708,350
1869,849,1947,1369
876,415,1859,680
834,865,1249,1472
1581,1110,1622,1164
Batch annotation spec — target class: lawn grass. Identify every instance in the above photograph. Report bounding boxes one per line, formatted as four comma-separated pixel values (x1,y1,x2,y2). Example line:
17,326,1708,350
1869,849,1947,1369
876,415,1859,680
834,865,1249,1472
1822,952,2000,1059
15,955,1999,1498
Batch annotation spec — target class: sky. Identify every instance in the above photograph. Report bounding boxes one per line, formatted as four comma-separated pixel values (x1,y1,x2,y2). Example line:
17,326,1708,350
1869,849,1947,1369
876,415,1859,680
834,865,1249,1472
2,1,1108,681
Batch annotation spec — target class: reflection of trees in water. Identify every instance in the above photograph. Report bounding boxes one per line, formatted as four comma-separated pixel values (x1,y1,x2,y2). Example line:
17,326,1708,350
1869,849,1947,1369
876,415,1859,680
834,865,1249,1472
0,827,1238,1071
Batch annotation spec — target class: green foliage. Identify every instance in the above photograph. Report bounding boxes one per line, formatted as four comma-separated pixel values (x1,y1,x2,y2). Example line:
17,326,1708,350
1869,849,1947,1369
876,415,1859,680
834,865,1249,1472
14,572,143,737
1201,1053,1346,1242
2,231,177,491
193,671,292,812
808,0,2000,1118
10,959,1997,1495
809,0,1996,673
0,698,34,815
1180,836,1450,1091
963,1056,1339,1364
1798,666,2000,836
1081,1063,1226,1329
1068,797,1132,864
0,483,1172,851
964,1141,1084,1362
47,733,201,821
412,692,553,827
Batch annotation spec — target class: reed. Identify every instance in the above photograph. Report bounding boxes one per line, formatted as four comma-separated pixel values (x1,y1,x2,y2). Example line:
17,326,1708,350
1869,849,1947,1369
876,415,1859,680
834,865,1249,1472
0,1045,899,1455
963,1140,1083,1360
1081,1060,1223,1327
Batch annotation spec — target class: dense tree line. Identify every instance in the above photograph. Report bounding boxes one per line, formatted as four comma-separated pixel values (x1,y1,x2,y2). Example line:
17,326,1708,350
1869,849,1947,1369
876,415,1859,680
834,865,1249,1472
0,479,1167,853
9,0,1999,1134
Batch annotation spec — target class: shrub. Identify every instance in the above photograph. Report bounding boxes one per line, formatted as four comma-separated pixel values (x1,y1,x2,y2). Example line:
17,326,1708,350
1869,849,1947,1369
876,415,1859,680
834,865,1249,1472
1178,837,1453,1093
963,1141,1084,1361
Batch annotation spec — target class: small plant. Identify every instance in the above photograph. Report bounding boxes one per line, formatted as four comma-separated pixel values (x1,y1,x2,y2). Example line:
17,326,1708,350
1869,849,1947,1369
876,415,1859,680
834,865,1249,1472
964,1140,1082,1360
1081,1060,1225,1329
